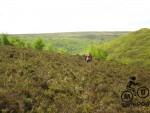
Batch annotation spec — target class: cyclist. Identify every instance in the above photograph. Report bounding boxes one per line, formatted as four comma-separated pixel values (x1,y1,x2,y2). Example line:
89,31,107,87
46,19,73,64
126,76,138,89
126,76,139,95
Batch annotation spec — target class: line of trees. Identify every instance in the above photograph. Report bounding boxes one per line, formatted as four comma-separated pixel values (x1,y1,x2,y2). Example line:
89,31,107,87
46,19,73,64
0,34,46,50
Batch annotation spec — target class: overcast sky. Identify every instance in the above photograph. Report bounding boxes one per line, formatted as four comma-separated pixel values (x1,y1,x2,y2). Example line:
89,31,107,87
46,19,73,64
0,0,150,34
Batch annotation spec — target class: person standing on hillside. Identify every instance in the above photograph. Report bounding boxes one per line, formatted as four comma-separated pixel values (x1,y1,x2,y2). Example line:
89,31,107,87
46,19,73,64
85,53,92,62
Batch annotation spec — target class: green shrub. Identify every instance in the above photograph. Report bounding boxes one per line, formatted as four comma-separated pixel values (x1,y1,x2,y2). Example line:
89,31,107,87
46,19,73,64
89,44,108,59
46,43,55,52
0,34,10,45
33,38,45,50
10,37,25,48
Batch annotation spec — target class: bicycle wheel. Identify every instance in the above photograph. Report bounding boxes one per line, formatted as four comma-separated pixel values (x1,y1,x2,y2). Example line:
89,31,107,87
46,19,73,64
121,90,133,102
137,86,149,98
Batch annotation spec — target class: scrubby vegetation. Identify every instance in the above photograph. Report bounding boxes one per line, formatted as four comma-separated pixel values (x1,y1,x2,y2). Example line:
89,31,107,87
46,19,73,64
101,28,150,68
0,29,149,112
0,28,149,68
0,32,122,59
0,46,150,113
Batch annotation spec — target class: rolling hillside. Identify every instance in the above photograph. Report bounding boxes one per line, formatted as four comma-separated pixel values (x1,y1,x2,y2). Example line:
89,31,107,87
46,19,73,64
0,45,150,113
102,28,150,67
2,31,128,55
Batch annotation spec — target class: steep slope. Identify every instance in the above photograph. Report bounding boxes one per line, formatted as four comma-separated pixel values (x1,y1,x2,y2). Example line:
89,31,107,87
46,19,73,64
0,46,150,113
102,28,150,67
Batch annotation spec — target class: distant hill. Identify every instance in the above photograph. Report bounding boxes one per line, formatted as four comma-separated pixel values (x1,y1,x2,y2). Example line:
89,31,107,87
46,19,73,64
11,31,128,41
102,28,150,67
7,31,128,55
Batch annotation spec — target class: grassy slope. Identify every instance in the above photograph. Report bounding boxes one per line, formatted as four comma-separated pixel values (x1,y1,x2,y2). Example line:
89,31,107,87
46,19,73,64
102,28,150,67
0,46,150,113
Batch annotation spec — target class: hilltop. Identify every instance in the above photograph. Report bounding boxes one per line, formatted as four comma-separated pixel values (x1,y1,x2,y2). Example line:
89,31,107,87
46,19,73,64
0,45,150,113
102,28,150,68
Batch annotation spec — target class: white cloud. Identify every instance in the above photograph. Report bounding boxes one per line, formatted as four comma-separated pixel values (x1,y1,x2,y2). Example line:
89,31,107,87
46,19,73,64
0,0,150,33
